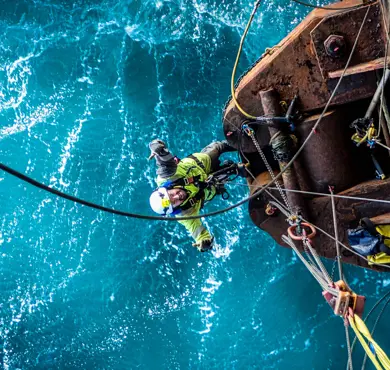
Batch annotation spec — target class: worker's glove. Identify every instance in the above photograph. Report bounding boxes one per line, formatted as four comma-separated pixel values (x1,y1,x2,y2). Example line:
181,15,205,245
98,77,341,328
198,238,214,253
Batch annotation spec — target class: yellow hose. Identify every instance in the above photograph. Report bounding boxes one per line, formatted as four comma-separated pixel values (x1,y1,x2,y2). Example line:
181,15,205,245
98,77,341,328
231,1,262,119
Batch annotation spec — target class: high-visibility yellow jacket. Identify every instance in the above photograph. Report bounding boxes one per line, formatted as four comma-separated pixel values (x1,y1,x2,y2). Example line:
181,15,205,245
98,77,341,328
156,153,216,244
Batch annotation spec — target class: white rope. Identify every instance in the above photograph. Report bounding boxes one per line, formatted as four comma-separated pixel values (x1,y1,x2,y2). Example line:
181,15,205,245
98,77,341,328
346,323,354,370
330,187,344,281
230,182,390,205
303,238,333,285
374,139,390,152
245,168,339,290
282,235,338,294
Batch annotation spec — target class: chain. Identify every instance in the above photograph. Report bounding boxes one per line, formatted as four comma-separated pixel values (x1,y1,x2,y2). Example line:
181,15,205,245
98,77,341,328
248,132,292,212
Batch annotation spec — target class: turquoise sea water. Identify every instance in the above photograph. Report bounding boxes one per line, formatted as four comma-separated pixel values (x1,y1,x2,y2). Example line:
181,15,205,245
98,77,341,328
0,0,389,369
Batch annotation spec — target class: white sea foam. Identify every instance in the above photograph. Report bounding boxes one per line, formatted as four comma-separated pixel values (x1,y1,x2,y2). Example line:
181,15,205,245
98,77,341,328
0,53,33,111
53,117,85,189
0,102,59,141
77,76,94,84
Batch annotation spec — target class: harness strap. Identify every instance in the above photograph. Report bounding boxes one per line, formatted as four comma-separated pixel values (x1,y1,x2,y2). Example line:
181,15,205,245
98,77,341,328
179,190,205,211
166,175,202,188
163,154,209,190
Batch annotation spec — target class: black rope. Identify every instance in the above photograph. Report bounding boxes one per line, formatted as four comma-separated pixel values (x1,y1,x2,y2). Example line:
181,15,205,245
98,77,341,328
0,3,372,223
0,162,256,221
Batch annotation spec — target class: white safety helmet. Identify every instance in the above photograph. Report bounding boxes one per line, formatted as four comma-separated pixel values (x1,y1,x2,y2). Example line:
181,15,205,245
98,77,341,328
149,187,173,215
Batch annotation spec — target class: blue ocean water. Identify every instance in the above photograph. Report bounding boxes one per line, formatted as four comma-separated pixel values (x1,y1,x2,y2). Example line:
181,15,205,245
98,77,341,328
0,0,389,369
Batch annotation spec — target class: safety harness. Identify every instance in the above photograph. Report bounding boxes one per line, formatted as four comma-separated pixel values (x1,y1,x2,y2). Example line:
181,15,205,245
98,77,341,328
160,154,211,213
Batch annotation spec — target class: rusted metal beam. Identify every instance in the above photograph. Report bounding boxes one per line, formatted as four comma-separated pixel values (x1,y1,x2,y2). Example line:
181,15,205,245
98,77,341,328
226,0,390,273
309,178,390,272
296,110,363,193
328,57,390,79
250,177,390,272
371,212,390,224
259,89,308,217
223,1,382,153
310,3,384,79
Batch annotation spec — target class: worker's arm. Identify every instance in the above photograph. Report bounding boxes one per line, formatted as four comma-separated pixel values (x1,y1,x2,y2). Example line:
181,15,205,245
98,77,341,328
149,139,177,178
177,204,213,251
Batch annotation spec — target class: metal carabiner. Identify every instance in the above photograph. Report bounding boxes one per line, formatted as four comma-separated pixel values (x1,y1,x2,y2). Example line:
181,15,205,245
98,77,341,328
242,124,254,137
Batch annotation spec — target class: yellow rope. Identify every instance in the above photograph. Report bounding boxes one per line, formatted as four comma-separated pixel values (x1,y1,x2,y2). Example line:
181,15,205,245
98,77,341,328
348,316,382,369
231,1,262,119
354,314,390,369
348,313,390,370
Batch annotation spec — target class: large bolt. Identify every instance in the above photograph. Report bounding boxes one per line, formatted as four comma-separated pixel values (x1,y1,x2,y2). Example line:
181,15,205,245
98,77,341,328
324,35,346,58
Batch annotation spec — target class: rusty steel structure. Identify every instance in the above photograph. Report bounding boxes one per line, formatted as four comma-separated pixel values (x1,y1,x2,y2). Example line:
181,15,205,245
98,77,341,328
223,0,390,272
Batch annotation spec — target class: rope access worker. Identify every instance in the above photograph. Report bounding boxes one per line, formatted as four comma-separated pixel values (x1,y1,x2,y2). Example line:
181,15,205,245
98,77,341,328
148,139,237,252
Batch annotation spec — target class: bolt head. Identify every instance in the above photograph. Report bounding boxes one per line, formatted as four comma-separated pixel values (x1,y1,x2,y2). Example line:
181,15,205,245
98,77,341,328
324,35,346,58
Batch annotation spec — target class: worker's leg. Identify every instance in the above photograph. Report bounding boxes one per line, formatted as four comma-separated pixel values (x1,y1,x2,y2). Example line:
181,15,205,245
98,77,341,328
201,141,236,172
